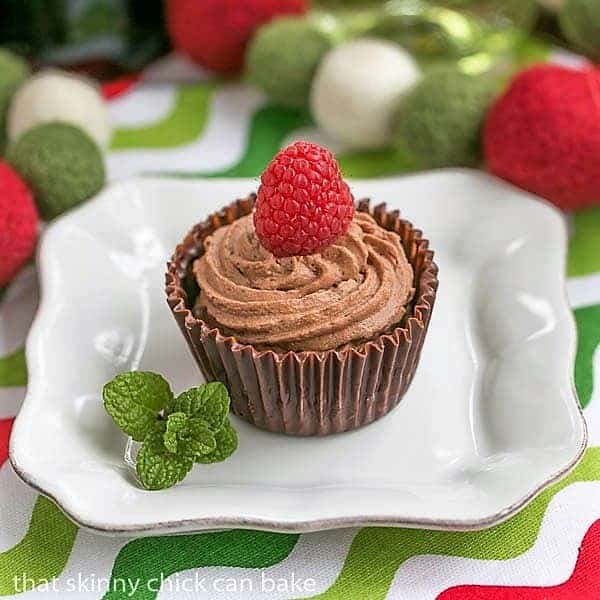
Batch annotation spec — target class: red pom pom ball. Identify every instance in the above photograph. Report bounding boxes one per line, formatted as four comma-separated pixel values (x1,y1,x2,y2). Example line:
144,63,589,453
0,162,38,286
166,0,308,73
484,64,600,211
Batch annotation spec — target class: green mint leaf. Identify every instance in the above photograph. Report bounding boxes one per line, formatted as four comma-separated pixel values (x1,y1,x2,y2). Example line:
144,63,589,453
162,413,216,458
163,430,178,454
103,371,173,441
166,412,188,433
178,418,216,459
163,412,189,453
171,382,230,432
136,432,193,490
196,418,238,464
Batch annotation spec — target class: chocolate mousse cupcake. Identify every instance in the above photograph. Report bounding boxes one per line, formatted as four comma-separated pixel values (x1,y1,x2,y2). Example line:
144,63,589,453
167,142,438,435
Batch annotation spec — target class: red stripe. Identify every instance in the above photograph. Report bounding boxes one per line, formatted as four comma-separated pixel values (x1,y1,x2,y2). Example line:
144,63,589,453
101,74,141,100
437,519,600,599
0,417,14,466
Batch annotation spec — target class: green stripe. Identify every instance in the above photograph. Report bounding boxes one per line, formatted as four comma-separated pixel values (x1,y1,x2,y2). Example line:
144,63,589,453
110,84,215,150
103,530,299,600
209,105,311,178
0,497,78,595
0,348,27,387
155,104,312,179
338,148,415,179
575,304,600,409
568,206,600,277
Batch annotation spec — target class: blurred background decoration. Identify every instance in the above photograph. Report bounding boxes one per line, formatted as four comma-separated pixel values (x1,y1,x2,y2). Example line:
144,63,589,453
0,0,596,75
0,0,168,76
0,0,599,270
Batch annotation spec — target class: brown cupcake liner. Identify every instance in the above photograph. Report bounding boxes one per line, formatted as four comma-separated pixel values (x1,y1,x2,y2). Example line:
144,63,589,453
166,195,439,436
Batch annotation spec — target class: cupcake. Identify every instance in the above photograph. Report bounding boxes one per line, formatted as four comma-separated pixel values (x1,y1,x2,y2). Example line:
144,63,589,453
166,142,438,435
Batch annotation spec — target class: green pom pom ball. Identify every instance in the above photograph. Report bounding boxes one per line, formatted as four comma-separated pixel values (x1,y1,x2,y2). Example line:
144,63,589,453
0,49,30,153
8,123,105,220
559,0,600,61
394,68,496,169
247,16,336,107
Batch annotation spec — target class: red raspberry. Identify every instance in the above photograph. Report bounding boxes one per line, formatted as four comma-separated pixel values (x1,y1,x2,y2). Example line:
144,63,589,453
166,0,308,73
254,142,354,257
0,162,38,286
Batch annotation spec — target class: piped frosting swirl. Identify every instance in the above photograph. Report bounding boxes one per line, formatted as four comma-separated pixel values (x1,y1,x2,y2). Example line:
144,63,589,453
193,212,414,352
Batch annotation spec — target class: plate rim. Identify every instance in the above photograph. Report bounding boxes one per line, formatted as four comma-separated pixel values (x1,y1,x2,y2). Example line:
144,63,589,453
10,434,587,535
9,168,588,535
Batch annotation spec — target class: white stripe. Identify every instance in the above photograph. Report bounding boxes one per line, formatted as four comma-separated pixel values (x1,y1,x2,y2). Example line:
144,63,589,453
0,266,39,357
567,273,600,310
0,464,37,553
0,266,35,418
142,53,212,84
106,84,265,181
549,48,591,69
0,388,25,419
109,85,177,128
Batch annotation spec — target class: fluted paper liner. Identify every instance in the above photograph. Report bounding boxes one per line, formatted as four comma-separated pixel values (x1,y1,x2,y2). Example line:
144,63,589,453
166,196,438,436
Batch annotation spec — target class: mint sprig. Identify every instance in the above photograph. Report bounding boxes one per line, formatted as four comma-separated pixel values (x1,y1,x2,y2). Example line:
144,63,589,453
102,372,238,490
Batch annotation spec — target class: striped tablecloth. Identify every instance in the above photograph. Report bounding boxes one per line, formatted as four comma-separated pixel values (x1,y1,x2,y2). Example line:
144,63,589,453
1,52,599,599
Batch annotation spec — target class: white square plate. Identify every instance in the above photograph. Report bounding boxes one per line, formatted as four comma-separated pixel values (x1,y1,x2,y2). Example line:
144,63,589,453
10,170,586,535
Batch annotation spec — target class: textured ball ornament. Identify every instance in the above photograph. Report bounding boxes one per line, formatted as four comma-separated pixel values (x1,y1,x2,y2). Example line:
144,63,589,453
0,50,29,153
394,67,496,169
254,141,354,257
8,123,106,220
537,0,566,11
8,70,111,149
559,0,600,61
484,64,600,211
247,16,335,108
310,39,421,149
167,0,308,74
0,162,38,286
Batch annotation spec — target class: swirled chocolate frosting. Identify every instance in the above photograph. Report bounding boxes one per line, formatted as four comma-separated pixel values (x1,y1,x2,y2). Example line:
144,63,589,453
193,212,414,352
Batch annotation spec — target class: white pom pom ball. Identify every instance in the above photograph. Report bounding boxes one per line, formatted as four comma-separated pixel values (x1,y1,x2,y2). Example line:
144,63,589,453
8,69,111,149
537,0,565,11
310,38,420,149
